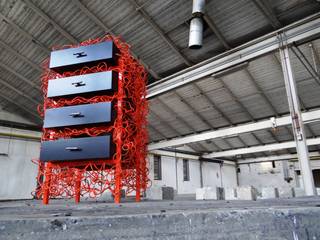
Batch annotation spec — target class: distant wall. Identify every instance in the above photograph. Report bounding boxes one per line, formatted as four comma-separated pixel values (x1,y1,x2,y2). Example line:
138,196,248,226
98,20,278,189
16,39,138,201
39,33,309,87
0,127,40,200
238,159,320,190
148,154,237,194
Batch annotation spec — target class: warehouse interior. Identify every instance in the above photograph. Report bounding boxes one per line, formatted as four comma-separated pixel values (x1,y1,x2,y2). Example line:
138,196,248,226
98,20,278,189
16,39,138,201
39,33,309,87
1,0,320,239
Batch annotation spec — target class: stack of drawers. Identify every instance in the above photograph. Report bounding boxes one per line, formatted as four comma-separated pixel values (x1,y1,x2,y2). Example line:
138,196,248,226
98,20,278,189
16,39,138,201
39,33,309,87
39,41,118,162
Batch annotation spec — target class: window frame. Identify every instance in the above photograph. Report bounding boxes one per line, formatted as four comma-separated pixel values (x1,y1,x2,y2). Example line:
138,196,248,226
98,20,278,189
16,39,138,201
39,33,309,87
183,159,190,181
153,155,162,180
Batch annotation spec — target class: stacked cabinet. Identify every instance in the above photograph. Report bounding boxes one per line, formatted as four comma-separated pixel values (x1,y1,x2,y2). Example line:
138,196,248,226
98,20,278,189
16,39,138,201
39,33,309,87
36,37,148,204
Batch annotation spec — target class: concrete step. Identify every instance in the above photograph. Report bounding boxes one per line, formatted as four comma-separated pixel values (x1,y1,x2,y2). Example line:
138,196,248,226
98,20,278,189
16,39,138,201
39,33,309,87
1,198,320,239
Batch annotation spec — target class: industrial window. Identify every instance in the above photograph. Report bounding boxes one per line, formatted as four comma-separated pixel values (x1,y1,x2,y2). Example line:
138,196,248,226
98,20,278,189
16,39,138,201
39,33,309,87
183,159,190,181
154,155,162,180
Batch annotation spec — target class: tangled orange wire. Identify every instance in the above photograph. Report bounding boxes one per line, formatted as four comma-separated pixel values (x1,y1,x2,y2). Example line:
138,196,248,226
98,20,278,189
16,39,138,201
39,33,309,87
34,35,150,201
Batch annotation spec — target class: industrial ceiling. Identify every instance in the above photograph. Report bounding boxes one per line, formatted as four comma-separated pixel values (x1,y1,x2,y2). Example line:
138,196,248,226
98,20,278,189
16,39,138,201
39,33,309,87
0,0,320,159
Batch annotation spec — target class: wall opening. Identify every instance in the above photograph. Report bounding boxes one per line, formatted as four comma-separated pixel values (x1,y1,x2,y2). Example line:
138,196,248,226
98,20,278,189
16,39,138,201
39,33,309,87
154,155,162,180
183,159,190,181
312,169,320,187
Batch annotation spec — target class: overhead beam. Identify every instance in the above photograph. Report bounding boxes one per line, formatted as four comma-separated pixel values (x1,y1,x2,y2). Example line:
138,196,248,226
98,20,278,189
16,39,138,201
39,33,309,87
203,15,231,50
0,12,50,54
148,149,235,166
0,61,40,91
204,137,320,158
127,0,192,66
147,13,320,98
22,0,78,44
148,109,320,150
0,77,40,106
154,98,211,152
309,42,320,73
0,125,41,141
237,152,320,164
251,0,282,29
0,94,41,121
71,0,160,79
0,39,42,72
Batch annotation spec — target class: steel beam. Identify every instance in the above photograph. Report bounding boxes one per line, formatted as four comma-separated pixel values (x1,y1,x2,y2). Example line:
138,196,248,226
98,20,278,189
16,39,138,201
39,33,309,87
148,109,320,150
172,91,225,150
148,124,167,140
127,0,192,66
147,13,320,98
71,0,160,80
154,98,212,152
251,0,282,29
0,12,50,54
203,15,231,50
237,152,320,164
0,39,42,72
0,94,41,121
0,77,39,106
0,61,40,91
149,149,235,166
279,44,316,195
309,42,320,73
204,137,320,158
22,0,78,44
291,44,320,85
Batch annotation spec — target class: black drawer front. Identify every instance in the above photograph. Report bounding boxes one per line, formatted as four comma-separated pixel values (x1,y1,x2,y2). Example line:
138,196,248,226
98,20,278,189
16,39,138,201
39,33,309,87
43,102,113,128
47,71,118,98
40,135,113,162
49,41,118,73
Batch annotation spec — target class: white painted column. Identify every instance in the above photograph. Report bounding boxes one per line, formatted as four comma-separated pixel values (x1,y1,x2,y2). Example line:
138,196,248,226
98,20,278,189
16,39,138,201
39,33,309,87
279,45,316,196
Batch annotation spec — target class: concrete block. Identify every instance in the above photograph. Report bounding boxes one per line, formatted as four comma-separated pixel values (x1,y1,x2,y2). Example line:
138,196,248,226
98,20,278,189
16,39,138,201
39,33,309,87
217,187,224,200
196,188,206,200
237,186,257,200
293,188,305,197
225,188,237,200
98,191,113,201
261,187,278,199
196,187,224,200
278,187,294,198
317,188,320,196
162,186,174,200
146,186,162,200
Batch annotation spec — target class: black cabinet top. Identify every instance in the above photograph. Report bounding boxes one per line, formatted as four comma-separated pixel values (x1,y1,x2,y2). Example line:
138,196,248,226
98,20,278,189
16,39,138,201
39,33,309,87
49,41,118,73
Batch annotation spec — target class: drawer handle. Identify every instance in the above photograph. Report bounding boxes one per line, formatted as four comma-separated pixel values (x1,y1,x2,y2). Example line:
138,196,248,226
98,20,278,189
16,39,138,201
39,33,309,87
65,147,82,151
73,52,87,58
69,112,84,117
72,81,86,87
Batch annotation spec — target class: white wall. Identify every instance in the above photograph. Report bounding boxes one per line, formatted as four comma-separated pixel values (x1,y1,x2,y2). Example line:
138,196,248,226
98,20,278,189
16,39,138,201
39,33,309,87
176,158,201,194
0,127,40,200
148,154,237,194
238,159,320,190
238,161,294,189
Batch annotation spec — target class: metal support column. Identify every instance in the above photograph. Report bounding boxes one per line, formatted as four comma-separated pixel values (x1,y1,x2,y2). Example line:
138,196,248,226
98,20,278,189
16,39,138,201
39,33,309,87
279,42,316,196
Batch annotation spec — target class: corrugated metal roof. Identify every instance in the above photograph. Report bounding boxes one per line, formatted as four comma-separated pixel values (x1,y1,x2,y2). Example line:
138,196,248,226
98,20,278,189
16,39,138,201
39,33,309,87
0,0,319,157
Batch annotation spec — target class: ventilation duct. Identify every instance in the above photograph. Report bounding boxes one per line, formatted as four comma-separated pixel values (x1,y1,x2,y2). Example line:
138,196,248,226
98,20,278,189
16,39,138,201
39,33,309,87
188,0,205,49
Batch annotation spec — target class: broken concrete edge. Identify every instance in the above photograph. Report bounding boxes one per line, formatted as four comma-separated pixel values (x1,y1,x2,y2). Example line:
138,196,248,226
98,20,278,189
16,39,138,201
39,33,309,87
1,205,319,223
1,206,320,240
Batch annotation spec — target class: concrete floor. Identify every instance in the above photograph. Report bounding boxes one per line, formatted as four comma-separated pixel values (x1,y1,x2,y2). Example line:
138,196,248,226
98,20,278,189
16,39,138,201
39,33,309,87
1,196,320,239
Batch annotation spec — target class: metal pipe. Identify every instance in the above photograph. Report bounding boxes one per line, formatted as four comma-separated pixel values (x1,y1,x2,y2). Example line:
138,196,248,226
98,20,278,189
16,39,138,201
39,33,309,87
192,0,205,14
0,131,40,141
188,0,205,49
